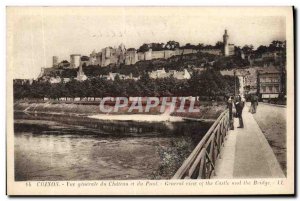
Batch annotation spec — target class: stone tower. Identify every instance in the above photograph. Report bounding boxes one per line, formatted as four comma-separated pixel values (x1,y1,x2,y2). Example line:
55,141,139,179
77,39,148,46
223,29,229,56
116,43,126,65
70,54,81,68
52,56,59,67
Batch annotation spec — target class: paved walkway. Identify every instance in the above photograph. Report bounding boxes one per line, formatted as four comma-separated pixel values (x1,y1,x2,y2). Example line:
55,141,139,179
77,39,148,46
213,105,285,178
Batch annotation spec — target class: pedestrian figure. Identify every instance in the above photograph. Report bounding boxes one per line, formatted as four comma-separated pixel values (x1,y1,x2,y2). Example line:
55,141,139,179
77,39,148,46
227,96,234,130
250,94,258,113
234,95,244,128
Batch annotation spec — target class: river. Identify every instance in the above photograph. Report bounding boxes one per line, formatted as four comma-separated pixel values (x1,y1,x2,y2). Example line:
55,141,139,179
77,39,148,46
14,112,212,181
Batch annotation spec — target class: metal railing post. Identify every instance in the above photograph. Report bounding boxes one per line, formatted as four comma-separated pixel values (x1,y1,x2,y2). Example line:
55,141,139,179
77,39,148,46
172,109,229,179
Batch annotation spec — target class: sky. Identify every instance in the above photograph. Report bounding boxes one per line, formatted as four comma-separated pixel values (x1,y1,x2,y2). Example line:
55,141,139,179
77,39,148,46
7,7,287,79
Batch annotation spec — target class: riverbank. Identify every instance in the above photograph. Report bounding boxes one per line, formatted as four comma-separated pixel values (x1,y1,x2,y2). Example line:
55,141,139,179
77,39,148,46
89,114,184,122
14,101,226,121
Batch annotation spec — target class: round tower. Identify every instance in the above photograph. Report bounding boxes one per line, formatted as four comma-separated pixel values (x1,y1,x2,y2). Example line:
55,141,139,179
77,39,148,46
70,54,81,68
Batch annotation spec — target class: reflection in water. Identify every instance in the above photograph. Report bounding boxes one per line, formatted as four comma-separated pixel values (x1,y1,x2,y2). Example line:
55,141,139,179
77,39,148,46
14,112,211,181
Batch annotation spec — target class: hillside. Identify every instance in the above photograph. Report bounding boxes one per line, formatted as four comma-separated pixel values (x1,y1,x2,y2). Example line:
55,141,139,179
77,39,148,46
40,52,250,78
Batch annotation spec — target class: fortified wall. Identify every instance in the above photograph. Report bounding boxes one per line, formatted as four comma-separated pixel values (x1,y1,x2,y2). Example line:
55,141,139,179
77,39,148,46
88,46,200,67
199,49,222,56
56,47,224,69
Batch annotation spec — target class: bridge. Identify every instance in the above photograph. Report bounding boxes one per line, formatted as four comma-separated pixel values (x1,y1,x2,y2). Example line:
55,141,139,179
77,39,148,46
173,104,285,179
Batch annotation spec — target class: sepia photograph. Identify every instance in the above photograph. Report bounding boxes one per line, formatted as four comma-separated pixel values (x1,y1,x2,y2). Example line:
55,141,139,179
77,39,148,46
6,6,294,195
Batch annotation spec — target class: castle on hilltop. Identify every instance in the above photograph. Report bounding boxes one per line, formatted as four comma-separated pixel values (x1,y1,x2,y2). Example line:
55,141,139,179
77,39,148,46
50,29,235,70
63,46,199,69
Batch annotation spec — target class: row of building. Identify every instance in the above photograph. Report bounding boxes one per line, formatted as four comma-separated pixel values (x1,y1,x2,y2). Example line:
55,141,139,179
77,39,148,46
241,50,284,66
221,65,285,100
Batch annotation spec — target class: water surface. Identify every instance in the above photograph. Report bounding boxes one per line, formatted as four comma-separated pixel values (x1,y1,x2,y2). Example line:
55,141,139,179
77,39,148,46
14,112,211,181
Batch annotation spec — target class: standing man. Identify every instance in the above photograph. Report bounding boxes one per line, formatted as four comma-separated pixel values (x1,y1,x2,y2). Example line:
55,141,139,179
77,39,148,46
249,94,255,113
235,95,245,128
227,96,234,130
252,94,258,113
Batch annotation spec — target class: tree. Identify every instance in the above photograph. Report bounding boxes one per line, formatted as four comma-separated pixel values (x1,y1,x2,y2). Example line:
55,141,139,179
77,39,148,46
127,48,136,51
60,60,70,67
165,41,180,50
196,43,204,50
181,43,198,49
81,56,89,61
256,45,268,55
149,43,165,51
215,41,224,49
242,45,254,54
268,40,286,52
90,78,106,98
187,69,236,99
138,44,150,52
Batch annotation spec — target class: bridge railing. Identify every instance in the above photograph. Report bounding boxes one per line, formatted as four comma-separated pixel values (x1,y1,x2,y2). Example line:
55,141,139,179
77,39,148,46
172,109,230,179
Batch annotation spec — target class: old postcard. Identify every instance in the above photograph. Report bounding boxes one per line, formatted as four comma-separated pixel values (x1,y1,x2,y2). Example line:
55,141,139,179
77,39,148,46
6,6,294,195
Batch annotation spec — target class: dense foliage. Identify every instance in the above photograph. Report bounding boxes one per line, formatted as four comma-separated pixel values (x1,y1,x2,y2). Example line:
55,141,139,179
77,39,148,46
137,40,225,52
14,69,239,100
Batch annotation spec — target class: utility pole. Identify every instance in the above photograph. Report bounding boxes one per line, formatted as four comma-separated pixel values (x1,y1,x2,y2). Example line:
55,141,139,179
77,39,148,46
234,70,236,96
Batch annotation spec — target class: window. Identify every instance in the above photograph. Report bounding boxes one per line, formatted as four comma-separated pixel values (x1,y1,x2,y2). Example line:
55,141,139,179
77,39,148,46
268,86,273,92
261,86,266,92
273,77,280,83
274,85,279,93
